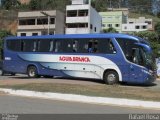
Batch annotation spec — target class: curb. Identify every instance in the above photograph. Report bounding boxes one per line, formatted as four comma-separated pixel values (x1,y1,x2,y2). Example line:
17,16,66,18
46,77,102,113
0,88,160,110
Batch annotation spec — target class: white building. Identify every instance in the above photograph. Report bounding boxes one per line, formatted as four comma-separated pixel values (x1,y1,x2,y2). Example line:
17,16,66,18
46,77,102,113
122,23,148,33
122,17,153,33
17,10,65,36
128,17,153,30
65,0,102,34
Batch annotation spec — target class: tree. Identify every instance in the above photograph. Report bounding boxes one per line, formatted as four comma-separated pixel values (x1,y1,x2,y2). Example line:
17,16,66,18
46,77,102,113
0,30,12,60
3,0,21,10
29,0,39,10
134,31,160,57
103,28,117,33
155,22,160,34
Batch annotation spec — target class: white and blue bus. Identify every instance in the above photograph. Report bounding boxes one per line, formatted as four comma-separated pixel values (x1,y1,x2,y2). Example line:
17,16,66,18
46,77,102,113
2,33,156,84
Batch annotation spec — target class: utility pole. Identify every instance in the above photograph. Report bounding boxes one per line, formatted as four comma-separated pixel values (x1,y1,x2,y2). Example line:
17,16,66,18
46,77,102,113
89,0,91,6
110,0,112,8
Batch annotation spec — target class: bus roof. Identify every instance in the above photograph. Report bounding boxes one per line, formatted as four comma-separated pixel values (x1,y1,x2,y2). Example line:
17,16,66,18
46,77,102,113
6,33,141,41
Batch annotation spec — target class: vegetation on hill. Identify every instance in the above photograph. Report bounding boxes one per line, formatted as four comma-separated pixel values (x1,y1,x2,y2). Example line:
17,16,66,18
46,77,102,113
0,30,13,60
0,0,157,14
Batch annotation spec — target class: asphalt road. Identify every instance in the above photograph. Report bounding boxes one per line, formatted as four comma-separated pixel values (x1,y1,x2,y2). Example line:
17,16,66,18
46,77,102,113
0,93,160,114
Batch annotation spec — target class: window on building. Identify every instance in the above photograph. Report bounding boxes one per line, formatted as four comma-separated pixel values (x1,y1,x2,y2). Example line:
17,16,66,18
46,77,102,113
42,31,47,35
21,33,26,36
37,18,48,25
115,24,120,27
32,33,38,36
66,23,78,28
94,27,96,32
142,25,147,29
85,0,89,4
79,23,87,28
66,23,88,28
102,24,106,27
108,24,112,28
124,26,127,29
19,19,35,25
90,24,93,29
129,22,134,24
67,10,77,17
135,26,140,29
49,31,55,35
145,21,151,24
78,10,88,16
50,18,55,24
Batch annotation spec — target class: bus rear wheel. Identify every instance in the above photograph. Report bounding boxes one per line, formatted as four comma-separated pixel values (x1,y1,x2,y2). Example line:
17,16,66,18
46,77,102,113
27,66,38,78
104,71,119,85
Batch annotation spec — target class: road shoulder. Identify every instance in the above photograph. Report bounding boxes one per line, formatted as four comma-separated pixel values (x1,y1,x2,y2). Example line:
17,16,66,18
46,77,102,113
0,88,160,110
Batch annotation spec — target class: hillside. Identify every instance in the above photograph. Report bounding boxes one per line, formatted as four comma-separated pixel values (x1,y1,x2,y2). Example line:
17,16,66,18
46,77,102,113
18,0,30,4
0,10,18,35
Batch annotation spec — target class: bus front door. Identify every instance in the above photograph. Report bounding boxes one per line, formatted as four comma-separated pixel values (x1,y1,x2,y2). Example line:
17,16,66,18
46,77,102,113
129,48,144,83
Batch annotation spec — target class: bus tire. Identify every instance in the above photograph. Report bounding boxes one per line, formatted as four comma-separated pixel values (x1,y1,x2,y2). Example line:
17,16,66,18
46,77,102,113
104,71,119,85
1,71,4,76
27,66,38,78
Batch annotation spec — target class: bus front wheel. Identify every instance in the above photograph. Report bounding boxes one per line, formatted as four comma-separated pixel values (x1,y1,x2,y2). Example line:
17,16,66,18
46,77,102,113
104,71,119,85
27,66,39,78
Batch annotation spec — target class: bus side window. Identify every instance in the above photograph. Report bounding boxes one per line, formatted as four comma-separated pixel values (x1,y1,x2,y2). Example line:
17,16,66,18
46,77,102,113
108,40,116,54
1,49,3,60
37,40,40,52
98,39,116,54
88,41,93,53
73,40,78,52
54,40,61,52
21,40,24,51
62,39,73,53
49,40,54,52
33,40,37,52
38,39,51,52
87,40,98,53
93,40,98,53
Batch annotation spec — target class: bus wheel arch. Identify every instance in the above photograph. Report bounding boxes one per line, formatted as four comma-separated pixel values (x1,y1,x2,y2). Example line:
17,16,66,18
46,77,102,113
27,65,39,78
103,69,119,85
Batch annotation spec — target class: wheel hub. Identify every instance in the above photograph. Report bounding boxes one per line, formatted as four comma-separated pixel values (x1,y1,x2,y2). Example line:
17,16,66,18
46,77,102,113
107,74,116,82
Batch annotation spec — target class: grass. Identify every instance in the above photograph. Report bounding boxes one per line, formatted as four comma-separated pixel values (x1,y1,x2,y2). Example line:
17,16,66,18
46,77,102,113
1,83,160,102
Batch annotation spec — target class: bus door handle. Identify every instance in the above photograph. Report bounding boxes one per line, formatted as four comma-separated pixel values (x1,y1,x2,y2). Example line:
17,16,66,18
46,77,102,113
130,65,134,71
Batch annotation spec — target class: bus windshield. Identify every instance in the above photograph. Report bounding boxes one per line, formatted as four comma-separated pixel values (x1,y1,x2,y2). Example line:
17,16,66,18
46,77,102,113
131,46,155,70
142,47,155,70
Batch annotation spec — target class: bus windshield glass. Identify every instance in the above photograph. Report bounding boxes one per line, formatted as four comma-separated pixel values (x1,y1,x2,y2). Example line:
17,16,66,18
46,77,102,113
141,47,155,70
131,45,155,70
